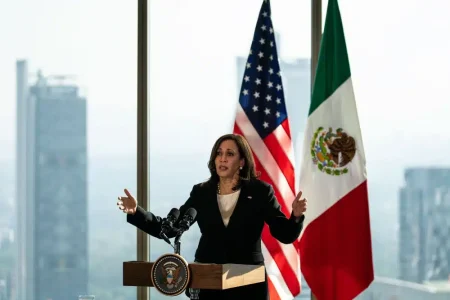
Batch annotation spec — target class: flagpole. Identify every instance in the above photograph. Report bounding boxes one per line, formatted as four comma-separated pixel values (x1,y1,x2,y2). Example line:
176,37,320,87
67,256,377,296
137,0,149,300
310,0,322,299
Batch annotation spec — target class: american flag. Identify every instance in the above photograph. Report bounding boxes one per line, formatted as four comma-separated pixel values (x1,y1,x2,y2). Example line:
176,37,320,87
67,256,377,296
233,0,301,299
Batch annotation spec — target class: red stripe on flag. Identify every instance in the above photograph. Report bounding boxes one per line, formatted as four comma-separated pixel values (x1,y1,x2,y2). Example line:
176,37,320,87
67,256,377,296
263,132,296,194
267,276,282,300
299,181,374,300
281,119,291,138
233,122,240,136
234,123,300,297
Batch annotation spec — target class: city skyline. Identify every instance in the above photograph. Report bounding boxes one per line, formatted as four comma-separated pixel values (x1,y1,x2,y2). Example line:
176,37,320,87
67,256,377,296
2,0,450,299
1,1,450,187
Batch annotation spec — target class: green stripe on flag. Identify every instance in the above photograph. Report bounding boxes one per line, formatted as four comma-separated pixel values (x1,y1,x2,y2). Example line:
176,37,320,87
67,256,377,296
309,0,351,116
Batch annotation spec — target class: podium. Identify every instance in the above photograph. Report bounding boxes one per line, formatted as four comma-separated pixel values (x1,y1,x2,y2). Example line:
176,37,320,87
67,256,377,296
123,260,265,292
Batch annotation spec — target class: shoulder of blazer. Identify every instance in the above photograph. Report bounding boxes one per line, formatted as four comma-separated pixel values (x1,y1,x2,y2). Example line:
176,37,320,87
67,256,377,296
193,180,215,195
238,178,273,204
196,180,213,189
193,178,273,195
246,178,272,192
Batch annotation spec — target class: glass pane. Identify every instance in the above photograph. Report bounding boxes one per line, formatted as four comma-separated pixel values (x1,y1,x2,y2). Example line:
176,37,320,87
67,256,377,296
148,1,311,299
1,1,137,299
336,0,450,299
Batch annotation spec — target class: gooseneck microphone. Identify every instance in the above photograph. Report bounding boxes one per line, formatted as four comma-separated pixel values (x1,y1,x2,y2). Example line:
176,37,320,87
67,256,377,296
177,208,197,233
174,208,197,254
159,208,180,245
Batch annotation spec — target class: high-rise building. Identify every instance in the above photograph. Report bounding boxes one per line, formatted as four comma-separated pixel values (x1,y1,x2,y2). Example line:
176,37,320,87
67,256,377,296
16,60,88,300
235,33,311,299
399,168,450,283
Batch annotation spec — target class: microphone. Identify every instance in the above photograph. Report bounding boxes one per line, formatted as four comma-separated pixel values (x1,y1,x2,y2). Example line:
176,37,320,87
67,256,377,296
177,208,197,234
173,208,197,255
159,208,180,245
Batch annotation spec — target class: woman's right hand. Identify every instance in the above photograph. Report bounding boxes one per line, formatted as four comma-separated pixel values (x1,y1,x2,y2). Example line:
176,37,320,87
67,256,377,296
117,188,137,215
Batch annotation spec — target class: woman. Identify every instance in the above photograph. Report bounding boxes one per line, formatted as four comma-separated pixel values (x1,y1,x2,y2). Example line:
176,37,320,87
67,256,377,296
117,134,307,299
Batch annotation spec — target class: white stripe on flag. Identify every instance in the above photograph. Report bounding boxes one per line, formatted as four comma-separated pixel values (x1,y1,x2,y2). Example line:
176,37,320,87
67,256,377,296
273,125,296,171
279,242,301,285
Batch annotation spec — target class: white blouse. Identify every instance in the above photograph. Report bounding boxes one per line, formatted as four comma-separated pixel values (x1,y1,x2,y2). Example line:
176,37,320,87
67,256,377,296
217,190,240,227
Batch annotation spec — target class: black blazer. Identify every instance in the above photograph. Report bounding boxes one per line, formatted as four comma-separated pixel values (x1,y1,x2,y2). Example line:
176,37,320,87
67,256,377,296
127,178,305,265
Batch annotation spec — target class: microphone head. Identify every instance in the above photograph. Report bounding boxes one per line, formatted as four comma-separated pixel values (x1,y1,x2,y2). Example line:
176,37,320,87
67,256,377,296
185,208,197,220
168,208,180,220
176,208,198,233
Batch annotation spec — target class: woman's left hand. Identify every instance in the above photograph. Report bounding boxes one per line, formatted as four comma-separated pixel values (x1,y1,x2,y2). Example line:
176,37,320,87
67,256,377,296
292,191,307,217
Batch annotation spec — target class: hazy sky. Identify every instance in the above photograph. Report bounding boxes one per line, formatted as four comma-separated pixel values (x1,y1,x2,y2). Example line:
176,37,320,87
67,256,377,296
1,0,450,186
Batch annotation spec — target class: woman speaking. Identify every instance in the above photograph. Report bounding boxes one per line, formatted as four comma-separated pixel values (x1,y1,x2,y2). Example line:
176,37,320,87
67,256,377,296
117,134,307,299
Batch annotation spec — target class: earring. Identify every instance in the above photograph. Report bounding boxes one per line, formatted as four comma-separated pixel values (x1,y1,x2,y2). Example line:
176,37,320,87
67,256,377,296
240,166,243,170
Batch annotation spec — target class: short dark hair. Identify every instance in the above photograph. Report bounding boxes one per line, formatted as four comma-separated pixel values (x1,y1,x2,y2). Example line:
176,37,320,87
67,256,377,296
207,134,259,186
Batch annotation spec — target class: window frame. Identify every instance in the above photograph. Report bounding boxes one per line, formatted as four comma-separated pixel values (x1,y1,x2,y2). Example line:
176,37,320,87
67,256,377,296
135,0,322,299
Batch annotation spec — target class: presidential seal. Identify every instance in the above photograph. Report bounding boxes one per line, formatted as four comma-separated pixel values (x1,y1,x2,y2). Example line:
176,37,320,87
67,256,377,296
151,253,190,296
310,127,356,176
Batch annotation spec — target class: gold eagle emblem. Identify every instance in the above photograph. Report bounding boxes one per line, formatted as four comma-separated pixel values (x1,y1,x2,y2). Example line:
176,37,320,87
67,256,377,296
310,127,356,176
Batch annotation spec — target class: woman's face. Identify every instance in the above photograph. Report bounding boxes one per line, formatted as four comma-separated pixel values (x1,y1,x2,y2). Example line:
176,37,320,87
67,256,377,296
215,139,244,179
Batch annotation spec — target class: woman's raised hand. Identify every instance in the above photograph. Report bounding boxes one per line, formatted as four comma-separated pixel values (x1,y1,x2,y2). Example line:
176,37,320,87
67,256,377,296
117,188,137,215
292,191,307,218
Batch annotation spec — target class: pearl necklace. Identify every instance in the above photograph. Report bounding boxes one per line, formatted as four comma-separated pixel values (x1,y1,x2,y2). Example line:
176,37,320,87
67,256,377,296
217,182,239,195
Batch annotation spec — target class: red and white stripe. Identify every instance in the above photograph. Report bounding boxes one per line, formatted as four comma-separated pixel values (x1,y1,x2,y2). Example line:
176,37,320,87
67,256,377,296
234,104,301,299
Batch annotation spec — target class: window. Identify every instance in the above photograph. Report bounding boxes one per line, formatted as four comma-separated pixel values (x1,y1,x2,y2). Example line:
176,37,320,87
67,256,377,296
148,1,311,299
1,1,137,299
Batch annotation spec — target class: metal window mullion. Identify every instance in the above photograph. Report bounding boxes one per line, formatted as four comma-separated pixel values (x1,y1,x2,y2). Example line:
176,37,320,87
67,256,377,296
311,0,322,91
137,0,149,300
310,1,322,300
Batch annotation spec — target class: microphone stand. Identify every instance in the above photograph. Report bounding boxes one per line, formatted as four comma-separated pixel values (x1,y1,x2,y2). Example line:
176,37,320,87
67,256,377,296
173,210,198,300
174,231,182,255
173,215,193,255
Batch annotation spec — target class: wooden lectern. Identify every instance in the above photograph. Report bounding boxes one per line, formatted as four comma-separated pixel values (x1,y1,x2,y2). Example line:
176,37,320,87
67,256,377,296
123,261,265,290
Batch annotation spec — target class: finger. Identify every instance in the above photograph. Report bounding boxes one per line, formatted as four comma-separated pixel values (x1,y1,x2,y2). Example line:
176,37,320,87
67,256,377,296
117,200,123,206
296,191,303,200
294,198,305,205
118,204,125,210
124,189,133,198
294,202,307,210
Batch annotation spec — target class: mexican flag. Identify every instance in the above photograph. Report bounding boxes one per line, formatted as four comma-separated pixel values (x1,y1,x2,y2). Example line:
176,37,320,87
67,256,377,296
298,0,374,299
